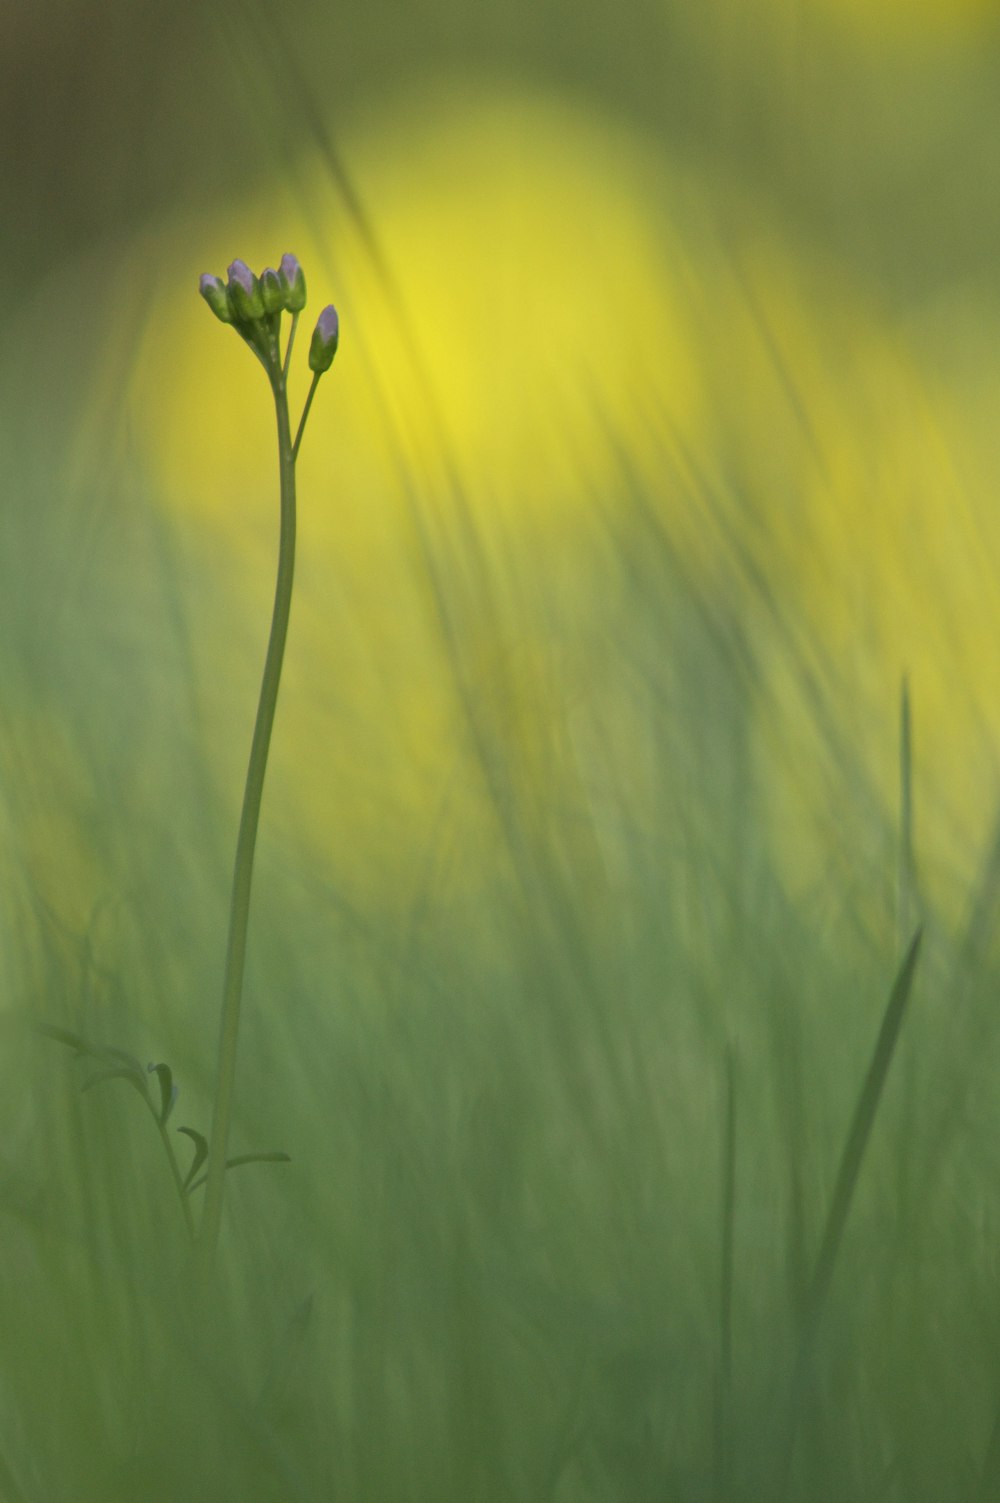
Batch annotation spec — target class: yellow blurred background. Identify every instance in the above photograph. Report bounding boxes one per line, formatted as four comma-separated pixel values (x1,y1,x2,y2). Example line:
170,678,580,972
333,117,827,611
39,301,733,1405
7,0,1000,946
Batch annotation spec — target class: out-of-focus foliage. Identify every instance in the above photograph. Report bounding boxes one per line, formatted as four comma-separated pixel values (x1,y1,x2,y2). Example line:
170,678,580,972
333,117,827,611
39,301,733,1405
6,2,1000,1501
105,78,1000,925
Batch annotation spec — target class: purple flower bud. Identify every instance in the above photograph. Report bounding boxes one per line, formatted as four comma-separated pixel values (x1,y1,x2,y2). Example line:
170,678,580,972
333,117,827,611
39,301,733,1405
308,304,339,374
259,267,284,316
199,272,233,323
226,259,264,321
279,252,307,313
228,259,255,294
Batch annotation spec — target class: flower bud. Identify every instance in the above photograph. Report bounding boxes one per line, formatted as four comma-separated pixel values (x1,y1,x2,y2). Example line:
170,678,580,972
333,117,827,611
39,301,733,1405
308,305,339,373
279,252,307,313
199,273,233,323
226,259,265,322
260,267,285,316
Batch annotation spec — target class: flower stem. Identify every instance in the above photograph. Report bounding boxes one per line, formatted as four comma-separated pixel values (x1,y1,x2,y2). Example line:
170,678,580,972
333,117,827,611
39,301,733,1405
197,369,297,1284
292,372,322,461
283,312,299,384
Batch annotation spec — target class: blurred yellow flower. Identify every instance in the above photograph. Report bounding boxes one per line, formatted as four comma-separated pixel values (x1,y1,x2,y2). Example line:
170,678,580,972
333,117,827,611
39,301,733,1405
127,80,1000,929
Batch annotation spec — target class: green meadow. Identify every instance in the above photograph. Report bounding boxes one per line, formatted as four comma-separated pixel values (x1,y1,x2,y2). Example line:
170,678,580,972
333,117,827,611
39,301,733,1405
5,2,1000,1498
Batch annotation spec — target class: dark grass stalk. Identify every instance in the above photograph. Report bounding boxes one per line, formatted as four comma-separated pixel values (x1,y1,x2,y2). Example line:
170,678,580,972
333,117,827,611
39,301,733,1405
779,927,923,1495
713,1045,737,1503
977,1395,1000,1499
0,1441,30,1503
897,675,915,953
892,674,923,1255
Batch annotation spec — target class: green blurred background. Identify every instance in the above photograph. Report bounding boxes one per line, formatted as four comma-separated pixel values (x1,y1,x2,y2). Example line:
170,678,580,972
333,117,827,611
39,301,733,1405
6,2,1000,1500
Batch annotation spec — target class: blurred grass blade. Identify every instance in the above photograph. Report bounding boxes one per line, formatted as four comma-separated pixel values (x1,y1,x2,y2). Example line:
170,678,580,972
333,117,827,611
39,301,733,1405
978,1393,1000,1498
0,1442,29,1503
780,929,923,1497
897,675,916,952
804,928,922,1335
223,1152,292,1170
773,924,925,1503
256,1291,315,1417
714,1045,737,1503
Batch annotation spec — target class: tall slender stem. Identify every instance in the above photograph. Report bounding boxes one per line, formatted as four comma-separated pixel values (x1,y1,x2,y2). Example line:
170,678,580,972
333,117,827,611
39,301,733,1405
197,371,297,1284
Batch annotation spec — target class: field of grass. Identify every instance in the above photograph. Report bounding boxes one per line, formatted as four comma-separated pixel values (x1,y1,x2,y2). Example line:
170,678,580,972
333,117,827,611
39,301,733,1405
6,3,1000,1500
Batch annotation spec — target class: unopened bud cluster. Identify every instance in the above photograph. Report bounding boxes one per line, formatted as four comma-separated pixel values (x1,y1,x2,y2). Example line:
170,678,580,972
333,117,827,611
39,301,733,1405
199,254,338,386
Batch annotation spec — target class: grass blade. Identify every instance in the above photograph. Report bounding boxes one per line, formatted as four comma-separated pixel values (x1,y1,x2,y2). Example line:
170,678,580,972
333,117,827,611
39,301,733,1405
780,928,923,1495
714,1045,737,1503
805,928,922,1332
897,675,916,952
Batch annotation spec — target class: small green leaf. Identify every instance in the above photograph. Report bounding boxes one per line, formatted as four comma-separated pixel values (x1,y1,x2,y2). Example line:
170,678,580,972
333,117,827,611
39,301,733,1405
101,1045,146,1075
81,1067,150,1102
38,1024,91,1057
225,1152,291,1171
187,1150,290,1195
147,1062,176,1126
177,1126,209,1192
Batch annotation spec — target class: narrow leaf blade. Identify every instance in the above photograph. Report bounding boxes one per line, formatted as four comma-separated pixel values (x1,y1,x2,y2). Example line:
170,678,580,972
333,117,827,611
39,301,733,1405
187,1150,290,1195
147,1062,176,1126
81,1067,150,1102
177,1126,209,1192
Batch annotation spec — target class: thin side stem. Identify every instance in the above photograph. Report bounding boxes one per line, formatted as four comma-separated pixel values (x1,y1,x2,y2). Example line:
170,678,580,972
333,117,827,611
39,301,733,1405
197,371,298,1285
292,371,322,461
283,311,299,384
154,1113,196,1242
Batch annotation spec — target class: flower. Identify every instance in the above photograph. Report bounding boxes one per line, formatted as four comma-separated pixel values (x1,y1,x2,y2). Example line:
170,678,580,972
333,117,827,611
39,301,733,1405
308,304,339,373
199,273,233,323
260,267,285,316
226,259,265,322
279,253,307,313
